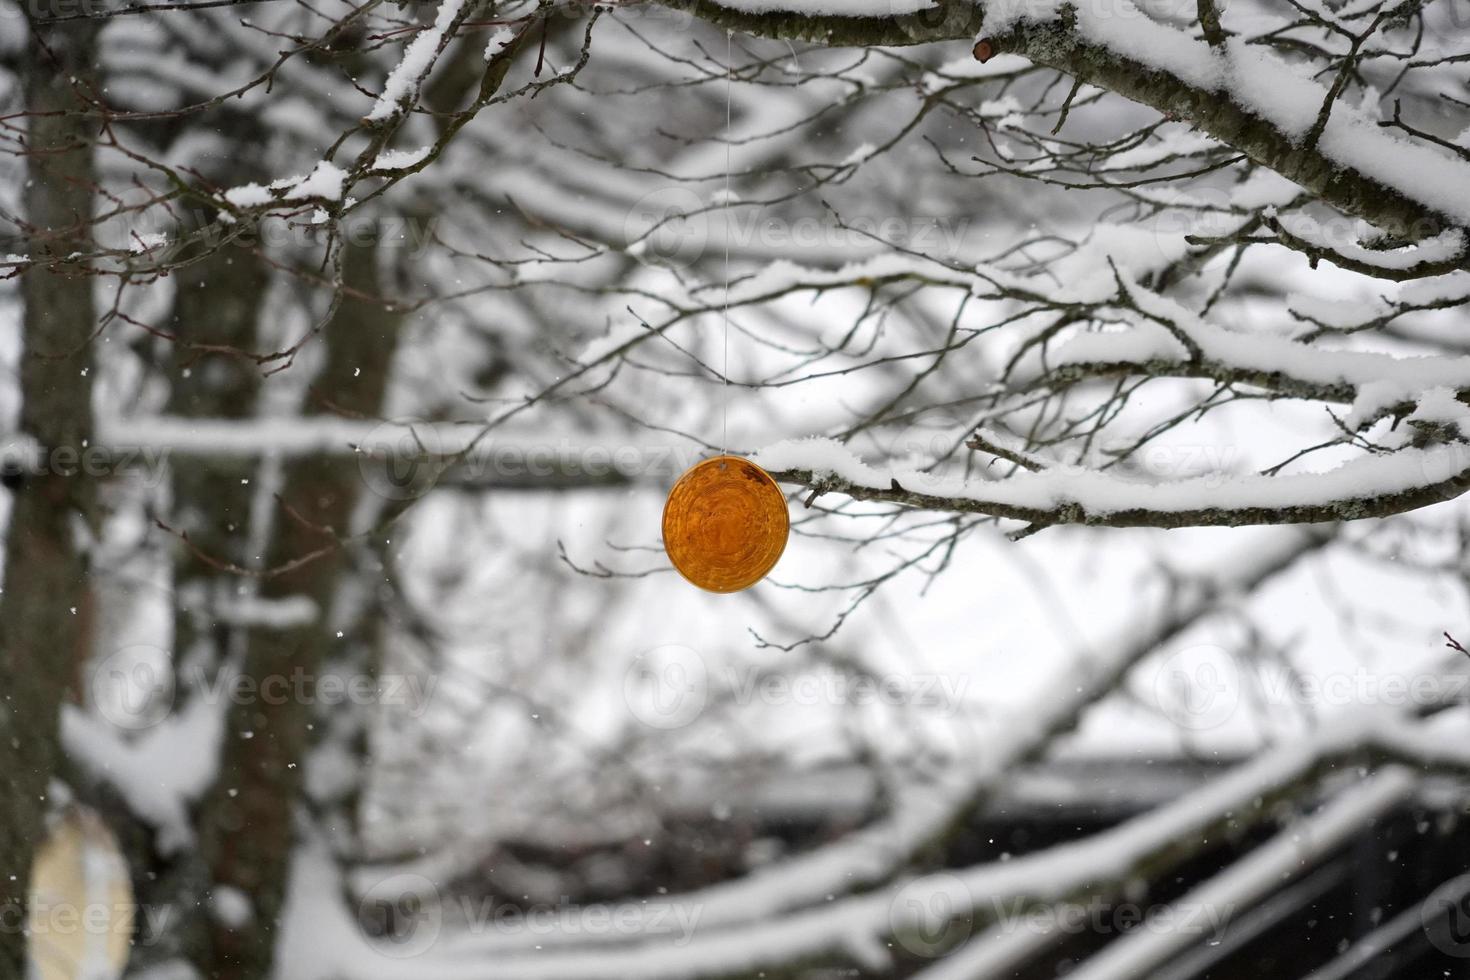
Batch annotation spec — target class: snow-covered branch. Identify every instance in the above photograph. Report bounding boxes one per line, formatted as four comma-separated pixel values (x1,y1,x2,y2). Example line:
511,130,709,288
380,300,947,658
343,528,1331,956
310,709,1458,979
756,438,1470,529
661,0,1470,243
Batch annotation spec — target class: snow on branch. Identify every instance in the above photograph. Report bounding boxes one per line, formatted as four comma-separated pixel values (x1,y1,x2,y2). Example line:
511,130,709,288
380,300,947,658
334,709,1453,979
1061,766,1417,979
348,529,1329,957
1256,212,1466,282
916,761,1424,980
61,417,680,491
1024,276,1470,407
363,0,470,125
753,438,1470,529
220,160,349,211
659,0,1470,244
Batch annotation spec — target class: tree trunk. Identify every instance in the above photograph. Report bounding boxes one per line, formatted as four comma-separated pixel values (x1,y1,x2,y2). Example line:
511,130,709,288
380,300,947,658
0,11,99,976
130,197,274,973
194,227,404,980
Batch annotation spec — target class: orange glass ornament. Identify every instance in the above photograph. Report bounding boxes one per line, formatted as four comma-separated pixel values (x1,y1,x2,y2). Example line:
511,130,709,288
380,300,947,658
662,455,789,593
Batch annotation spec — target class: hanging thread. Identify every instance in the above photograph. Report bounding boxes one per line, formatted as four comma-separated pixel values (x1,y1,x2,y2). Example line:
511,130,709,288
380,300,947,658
660,28,791,595
720,29,733,456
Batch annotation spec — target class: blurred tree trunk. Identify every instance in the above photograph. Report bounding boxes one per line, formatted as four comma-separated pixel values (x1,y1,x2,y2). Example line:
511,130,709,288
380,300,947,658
132,192,274,971
187,33,501,971
164,206,271,653
0,11,99,976
193,227,404,980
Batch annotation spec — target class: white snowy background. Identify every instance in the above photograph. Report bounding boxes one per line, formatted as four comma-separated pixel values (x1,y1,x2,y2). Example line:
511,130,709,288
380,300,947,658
5,0,1470,976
